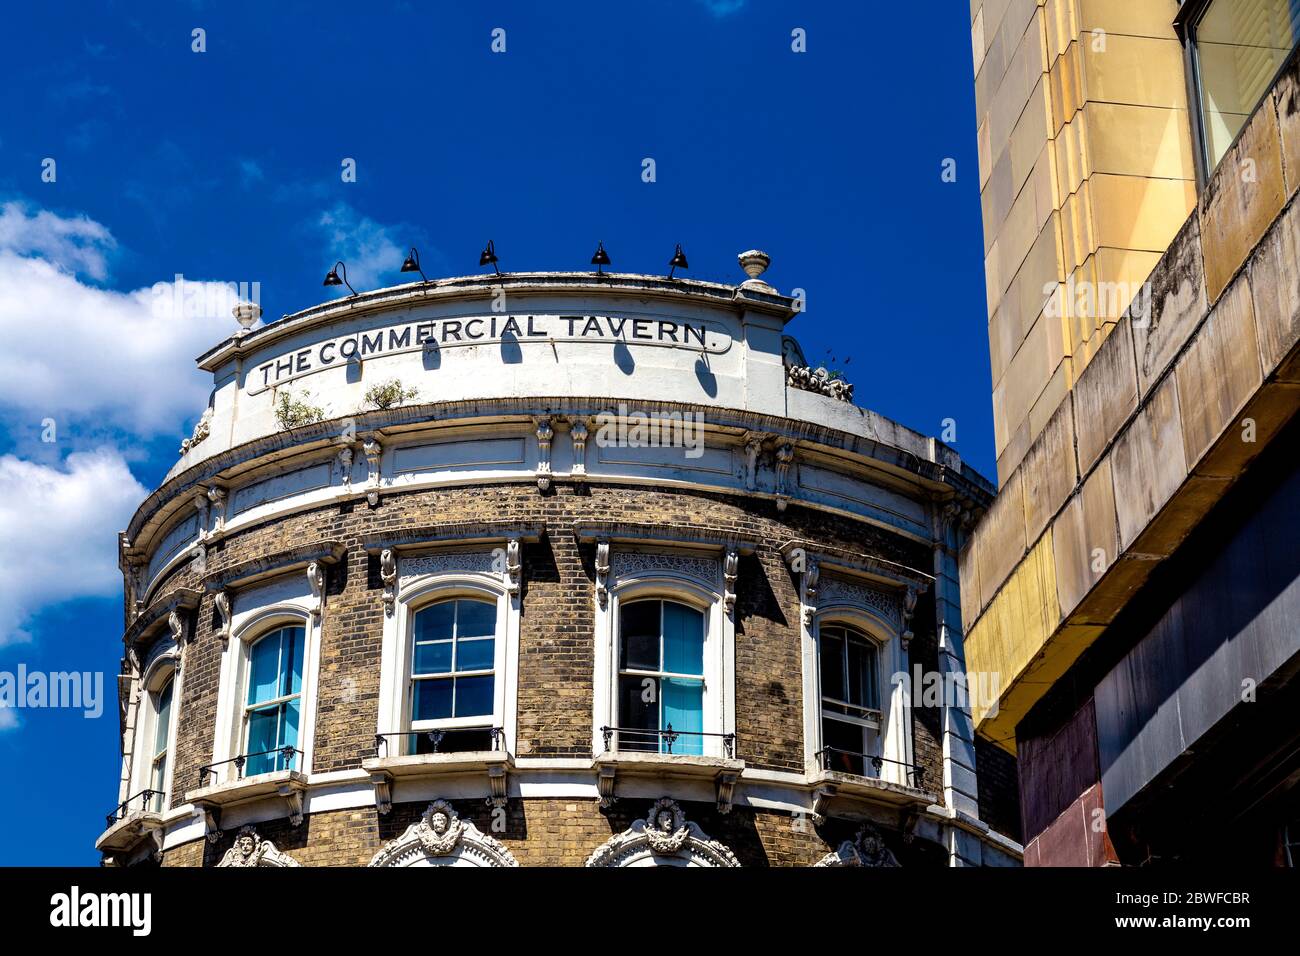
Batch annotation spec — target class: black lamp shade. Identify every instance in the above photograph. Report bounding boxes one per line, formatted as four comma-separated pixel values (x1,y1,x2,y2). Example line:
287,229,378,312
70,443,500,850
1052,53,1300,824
479,240,498,267
669,245,689,270
591,241,610,267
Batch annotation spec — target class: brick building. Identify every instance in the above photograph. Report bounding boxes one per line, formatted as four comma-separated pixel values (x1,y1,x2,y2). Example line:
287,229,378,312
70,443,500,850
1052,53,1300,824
965,0,1300,865
97,253,1020,867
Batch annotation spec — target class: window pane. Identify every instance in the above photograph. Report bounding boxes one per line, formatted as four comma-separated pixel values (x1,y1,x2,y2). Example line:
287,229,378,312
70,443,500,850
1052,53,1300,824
617,674,659,751
284,626,305,697
820,630,845,701
151,754,167,796
662,602,704,675
245,706,279,771
153,681,173,754
620,601,660,671
847,636,879,710
280,698,299,755
662,677,703,755
454,675,494,717
247,633,282,705
456,599,496,638
1197,0,1300,168
415,727,494,755
412,678,453,721
456,636,495,671
413,602,455,643
823,717,865,775
413,640,452,675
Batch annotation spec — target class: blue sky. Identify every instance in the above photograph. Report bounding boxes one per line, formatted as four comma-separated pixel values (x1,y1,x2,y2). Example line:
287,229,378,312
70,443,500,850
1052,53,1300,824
0,0,989,863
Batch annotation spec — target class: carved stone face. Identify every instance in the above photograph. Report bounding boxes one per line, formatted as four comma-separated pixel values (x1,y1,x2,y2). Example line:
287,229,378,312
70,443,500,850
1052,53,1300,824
237,835,255,857
861,831,883,855
656,810,675,832
429,811,449,835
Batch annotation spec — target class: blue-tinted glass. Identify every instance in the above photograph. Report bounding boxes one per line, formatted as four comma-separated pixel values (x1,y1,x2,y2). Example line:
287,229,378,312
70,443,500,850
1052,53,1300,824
662,602,704,675
414,640,453,675
153,681,173,754
245,707,279,773
247,633,282,705
454,675,494,717
847,636,878,710
620,601,660,670
413,679,452,721
414,602,455,642
456,600,496,638
457,636,494,671
281,699,299,756
284,627,305,697
662,677,703,755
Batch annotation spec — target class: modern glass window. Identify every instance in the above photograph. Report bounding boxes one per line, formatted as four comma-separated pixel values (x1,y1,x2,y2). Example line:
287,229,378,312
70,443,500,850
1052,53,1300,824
409,599,497,754
818,623,881,776
149,679,173,812
1192,0,1300,171
243,625,304,775
617,599,705,755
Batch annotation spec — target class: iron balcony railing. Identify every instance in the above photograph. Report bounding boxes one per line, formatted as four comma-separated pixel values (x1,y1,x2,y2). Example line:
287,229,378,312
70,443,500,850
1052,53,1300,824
814,746,924,789
198,746,303,786
374,727,504,756
106,788,163,828
600,725,736,758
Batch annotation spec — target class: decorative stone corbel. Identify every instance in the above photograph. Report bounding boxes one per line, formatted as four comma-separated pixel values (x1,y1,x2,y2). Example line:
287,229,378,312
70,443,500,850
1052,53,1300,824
901,585,918,651
193,491,211,539
380,548,397,616
126,557,146,623
486,765,508,810
307,562,325,620
505,538,521,595
195,801,222,844
167,609,187,662
775,442,795,512
206,486,228,538
716,769,740,815
370,770,393,815
570,419,588,483
338,444,355,493
742,433,767,491
596,763,617,809
363,436,383,507
535,418,554,491
278,782,305,826
811,782,837,825
214,589,232,639
595,540,611,609
723,549,738,616
803,559,820,627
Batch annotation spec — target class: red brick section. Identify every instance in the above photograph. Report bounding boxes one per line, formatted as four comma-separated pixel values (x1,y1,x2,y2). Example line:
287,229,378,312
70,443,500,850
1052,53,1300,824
127,479,1018,863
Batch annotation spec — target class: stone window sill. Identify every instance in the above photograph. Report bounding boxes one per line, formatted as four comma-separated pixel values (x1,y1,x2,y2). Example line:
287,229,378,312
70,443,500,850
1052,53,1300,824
186,769,309,839
593,751,745,813
362,751,513,813
806,767,936,823
95,810,164,855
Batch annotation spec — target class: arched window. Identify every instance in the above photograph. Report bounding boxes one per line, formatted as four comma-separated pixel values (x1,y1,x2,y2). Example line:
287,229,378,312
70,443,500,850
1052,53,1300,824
148,679,174,812
408,598,497,753
818,623,882,776
617,599,706,755
243,625,305,775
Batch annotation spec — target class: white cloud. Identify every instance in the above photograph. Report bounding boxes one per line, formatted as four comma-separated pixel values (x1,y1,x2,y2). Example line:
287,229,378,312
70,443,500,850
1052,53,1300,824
0,200,116,280
0,706,17,731
0,203,252,435
316,202,411,292
0,449,147,646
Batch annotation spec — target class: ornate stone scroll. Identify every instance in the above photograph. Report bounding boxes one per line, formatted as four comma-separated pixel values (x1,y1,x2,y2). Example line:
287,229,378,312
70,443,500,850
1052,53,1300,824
814,824,900,867
368,800,519,868
584,799,740,867
217,826,302,867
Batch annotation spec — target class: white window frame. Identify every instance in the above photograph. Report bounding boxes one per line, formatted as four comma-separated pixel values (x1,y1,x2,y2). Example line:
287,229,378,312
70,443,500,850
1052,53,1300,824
802,604,912,786
128,649,182,814
211,576,321,785
593,558,734,760
240,624,308,774
377,565,518,757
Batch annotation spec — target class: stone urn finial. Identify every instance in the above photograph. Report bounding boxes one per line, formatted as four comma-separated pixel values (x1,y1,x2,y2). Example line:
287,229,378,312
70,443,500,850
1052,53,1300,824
738,250,770,280
233,302,263,334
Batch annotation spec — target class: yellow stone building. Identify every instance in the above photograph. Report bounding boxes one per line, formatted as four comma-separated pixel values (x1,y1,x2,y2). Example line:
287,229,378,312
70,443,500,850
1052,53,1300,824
964,0,1300,865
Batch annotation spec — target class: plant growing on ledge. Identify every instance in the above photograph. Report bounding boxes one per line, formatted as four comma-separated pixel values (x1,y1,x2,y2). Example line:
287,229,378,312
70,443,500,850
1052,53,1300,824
363,378,419,411
274,389,326,430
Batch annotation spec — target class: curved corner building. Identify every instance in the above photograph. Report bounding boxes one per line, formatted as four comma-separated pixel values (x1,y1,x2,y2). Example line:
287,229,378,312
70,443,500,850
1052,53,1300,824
97,253,1020,867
